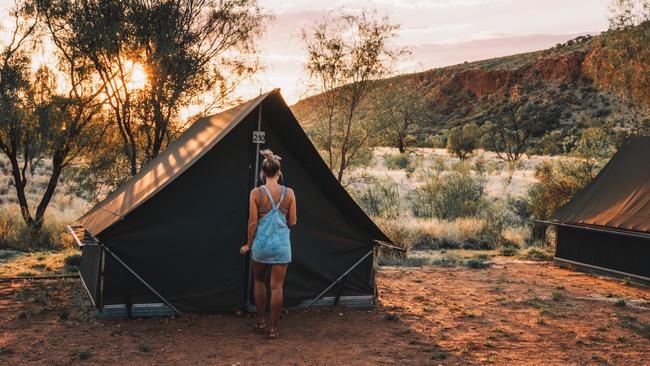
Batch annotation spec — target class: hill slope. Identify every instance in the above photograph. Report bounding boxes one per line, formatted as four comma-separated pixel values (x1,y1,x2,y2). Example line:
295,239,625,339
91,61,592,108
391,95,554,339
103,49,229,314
291,35,627,152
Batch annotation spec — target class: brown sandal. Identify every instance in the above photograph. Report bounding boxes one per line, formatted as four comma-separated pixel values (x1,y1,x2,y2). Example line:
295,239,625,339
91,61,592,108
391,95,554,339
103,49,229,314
252,321,267,333
267,330,279,340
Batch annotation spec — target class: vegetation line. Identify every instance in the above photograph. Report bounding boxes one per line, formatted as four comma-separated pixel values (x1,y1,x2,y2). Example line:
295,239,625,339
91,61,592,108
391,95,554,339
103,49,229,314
0,273,79,282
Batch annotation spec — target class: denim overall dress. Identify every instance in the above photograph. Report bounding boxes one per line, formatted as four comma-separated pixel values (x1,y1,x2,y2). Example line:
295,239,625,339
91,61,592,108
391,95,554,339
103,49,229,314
251,185,292,264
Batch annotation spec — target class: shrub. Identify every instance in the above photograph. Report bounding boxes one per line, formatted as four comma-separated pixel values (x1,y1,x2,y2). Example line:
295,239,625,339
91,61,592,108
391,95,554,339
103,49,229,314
430,256,463,267
58,308,70,320
378,255,428,267
518,247,553,261
410,232,439,250
500,246,518,257
384,153,411,170
75,351,92,360
614,299,626,308
138,343,152,353
447,123,480,159
355,179,403,219
413,163,487,220
527,160,602,243
64,254,83,271
465,258,491,269
376,219,414,250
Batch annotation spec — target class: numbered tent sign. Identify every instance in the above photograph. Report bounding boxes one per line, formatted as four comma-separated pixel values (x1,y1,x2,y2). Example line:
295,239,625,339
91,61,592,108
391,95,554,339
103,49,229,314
252,131,265,144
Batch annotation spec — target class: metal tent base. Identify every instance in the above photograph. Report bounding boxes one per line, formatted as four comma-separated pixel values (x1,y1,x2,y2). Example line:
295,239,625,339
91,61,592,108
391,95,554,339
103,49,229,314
97,303,177,318
554,257,650,286
97,295,376,317
245,295,375,313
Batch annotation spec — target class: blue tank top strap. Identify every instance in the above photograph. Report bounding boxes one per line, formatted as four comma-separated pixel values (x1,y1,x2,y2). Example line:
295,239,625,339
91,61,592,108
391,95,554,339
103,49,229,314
280,185,286,204
260,185,287,210
260,185,275,209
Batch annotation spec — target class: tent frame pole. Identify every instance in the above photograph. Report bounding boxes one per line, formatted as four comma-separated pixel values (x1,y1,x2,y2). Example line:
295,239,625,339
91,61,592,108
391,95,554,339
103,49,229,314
245,104,264,308
305,249,373,309
102,245,182,316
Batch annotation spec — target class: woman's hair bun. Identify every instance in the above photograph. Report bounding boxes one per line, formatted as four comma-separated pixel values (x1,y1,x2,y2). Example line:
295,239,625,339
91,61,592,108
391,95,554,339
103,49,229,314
260,149,281,161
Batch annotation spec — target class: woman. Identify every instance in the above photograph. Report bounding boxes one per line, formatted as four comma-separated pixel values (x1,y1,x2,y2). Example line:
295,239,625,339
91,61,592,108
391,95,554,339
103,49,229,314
240,150,297,339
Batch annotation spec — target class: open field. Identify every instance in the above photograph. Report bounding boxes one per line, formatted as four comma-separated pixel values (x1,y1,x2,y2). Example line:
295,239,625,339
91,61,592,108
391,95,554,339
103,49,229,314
0,260,648,365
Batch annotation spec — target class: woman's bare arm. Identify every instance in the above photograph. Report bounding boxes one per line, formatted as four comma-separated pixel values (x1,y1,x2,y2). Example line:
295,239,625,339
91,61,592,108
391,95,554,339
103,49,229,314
287,188,297,227
240,190,258,255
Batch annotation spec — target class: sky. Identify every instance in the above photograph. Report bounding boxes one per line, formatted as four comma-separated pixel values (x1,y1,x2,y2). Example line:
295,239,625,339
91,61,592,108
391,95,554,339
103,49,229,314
0,0,613,105
254,0,612,103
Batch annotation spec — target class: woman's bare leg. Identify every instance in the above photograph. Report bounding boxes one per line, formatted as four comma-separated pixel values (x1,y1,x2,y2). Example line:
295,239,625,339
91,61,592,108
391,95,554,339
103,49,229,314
269,264,288,334
252,261,268,326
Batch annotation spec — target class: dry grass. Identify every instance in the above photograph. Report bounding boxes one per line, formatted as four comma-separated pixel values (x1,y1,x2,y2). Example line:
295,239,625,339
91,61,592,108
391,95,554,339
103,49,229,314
348,147,569,199
0,155,89,250
0,248,80,277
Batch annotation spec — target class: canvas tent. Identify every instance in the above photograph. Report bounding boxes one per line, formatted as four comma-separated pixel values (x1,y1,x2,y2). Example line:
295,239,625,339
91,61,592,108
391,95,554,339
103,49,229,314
549,136,650,284
68,89,395,316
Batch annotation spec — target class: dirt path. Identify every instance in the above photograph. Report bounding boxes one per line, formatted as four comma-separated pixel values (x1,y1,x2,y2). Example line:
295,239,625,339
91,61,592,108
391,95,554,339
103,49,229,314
0,261,648,365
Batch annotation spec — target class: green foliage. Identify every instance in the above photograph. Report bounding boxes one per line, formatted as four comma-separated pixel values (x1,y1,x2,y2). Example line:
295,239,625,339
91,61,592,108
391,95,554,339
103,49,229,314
58,308,70,320
446,123,480,159
465,257,491,269
592,1,650,134
614,299,626,308
500,246,518,256
618,314,650,339
302,10,405,181
373,78,431,152
64,254,82,271
353,179,403,219
378,255,429,267
480,90,559,162
384,153,411,170
527,160,598,242
518,247,553,261
75,350,92,360
42,0,267,180
412,163,487,220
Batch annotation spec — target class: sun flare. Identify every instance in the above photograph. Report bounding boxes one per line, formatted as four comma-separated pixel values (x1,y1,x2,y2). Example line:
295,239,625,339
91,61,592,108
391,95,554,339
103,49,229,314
127,61,147,90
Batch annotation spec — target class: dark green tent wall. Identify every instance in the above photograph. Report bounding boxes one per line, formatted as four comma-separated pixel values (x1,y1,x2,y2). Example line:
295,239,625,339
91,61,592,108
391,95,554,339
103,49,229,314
71,90,391,314
551,136,650,283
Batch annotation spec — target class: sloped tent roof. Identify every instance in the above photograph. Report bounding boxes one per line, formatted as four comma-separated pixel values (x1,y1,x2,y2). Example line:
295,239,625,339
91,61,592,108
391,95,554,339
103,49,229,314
553,136,650,233
76,89,389,243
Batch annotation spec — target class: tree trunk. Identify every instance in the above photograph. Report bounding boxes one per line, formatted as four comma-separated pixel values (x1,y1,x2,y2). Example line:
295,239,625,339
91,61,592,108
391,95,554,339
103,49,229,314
397,135,405,153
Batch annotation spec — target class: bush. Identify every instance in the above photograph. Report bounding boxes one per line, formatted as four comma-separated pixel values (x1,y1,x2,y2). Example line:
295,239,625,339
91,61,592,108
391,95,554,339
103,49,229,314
384,153,411,170
465,258,491,269
430,255,463,267
75,350,92,360
412,163,487,220
64,254,83,271
410,232,440,250
500,246,519,257
378,255,429,267
518,247,553,261
376,219,414,250
354,179,403,219
527,159,603,243
58,308,70,320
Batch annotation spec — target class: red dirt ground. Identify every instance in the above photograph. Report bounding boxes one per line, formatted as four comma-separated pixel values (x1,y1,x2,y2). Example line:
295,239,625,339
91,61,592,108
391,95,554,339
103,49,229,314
0,261,649,365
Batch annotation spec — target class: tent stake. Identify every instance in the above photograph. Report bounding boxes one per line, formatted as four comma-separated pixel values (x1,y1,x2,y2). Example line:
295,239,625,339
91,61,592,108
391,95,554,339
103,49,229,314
305,249,373,309
102,245,182,316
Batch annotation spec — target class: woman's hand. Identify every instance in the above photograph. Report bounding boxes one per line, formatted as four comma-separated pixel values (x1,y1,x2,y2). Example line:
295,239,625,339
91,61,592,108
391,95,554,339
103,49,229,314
240,244,251,255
